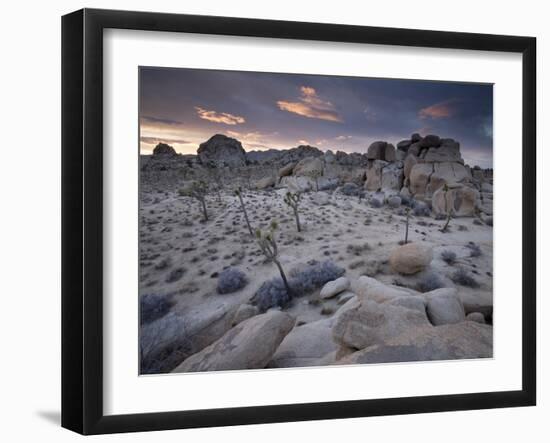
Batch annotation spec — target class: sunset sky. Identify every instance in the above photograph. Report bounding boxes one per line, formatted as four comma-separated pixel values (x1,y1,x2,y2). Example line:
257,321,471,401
139,67,493,168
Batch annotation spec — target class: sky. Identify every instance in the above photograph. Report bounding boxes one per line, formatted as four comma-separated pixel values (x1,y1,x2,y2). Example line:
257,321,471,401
139,67,493,168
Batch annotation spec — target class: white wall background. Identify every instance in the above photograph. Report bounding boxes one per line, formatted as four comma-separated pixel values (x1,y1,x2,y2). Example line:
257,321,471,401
0,0,546,441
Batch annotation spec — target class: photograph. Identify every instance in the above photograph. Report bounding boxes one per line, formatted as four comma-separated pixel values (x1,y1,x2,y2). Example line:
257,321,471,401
138,67,494,375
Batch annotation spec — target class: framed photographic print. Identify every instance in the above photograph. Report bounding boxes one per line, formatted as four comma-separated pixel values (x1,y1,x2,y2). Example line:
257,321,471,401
61,8,536,435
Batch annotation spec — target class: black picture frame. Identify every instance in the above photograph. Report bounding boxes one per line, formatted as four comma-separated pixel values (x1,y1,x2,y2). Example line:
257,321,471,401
61,8,537,435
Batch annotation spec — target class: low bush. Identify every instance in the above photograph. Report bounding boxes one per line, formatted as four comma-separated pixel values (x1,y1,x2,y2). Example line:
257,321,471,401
440,250,457,265
289,260,346,294
451,268,480,288
416,272,445,292
217,267,248,294
412,200,431,217
140,293,172,325
253,260,346,312
466,242,482,257
253,278,292,312
139,312,191,374
165,267,186,283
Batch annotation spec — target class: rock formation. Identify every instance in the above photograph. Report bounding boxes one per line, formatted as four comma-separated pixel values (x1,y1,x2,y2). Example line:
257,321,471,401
198,134,247,168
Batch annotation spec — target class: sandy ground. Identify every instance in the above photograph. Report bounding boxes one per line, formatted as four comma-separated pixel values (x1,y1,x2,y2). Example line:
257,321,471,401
139,187,493,327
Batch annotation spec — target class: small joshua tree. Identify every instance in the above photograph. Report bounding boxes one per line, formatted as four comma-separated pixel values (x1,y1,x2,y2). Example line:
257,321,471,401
403,207,411,244
256,221,292,296
440,184,452,233
235,187,253,236
284,191,302,232
179,180,209,221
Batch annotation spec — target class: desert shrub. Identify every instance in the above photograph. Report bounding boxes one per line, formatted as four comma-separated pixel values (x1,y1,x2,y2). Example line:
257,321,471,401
451,268,480,288
253,278,292,312
289,260,345,294
140,312,191,374
400,194,412,207
340,182,361,196
466,242,482,257
346,243,371,256
140,293,172,325
416,272,445,292
441,250,457,265
165,267,185,283
217,267,248,294
370,197,383,208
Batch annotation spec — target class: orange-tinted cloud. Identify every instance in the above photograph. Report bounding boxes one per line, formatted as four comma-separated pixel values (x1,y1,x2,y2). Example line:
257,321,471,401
419,100,456,119
195,106,245,125
277,86,342,122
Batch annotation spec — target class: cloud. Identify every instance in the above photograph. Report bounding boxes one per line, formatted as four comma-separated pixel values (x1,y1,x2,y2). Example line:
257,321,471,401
195,106,245,125
335,135,353,141
277,86,342,122
418,100,456,119
140,116,184,126
140,136,190,145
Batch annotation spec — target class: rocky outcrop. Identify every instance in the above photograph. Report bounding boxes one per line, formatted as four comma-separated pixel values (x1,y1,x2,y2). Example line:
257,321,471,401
336,321,493,364
173,311,295,372
198,134,247,168
152,142,177,156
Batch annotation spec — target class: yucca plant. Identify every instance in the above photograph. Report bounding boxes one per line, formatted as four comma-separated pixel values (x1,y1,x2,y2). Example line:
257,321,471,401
234,187,253,236
284,191,302,232
440,184,452,233
255,221,292,296
179,180,209,221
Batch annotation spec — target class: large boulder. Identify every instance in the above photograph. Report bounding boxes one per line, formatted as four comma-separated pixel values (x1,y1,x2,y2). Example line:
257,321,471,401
365,160,403,191
389,243,433,275
409,163,434,196
278,162,296,177
197,134,247,168
140,301,239,373
424,288,466,325
332,299,431,350
173,311,295,372
351,276,412,303
337,321,493,364
432,184,479,217
320,277,350,299
423,142,463,164
426,162,470,194
293,156,324,177
366,141,388,160
279,176,315,192
404,154,419,180
380,161,404,190
269,319,338,367
255,176,277,190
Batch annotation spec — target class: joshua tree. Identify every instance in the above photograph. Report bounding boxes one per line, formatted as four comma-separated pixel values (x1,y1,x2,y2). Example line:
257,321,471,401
284,191,302,232
256,221,292,295
440,184,452,233
179,180,209,221
235,187,254,236
404,207,411,244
